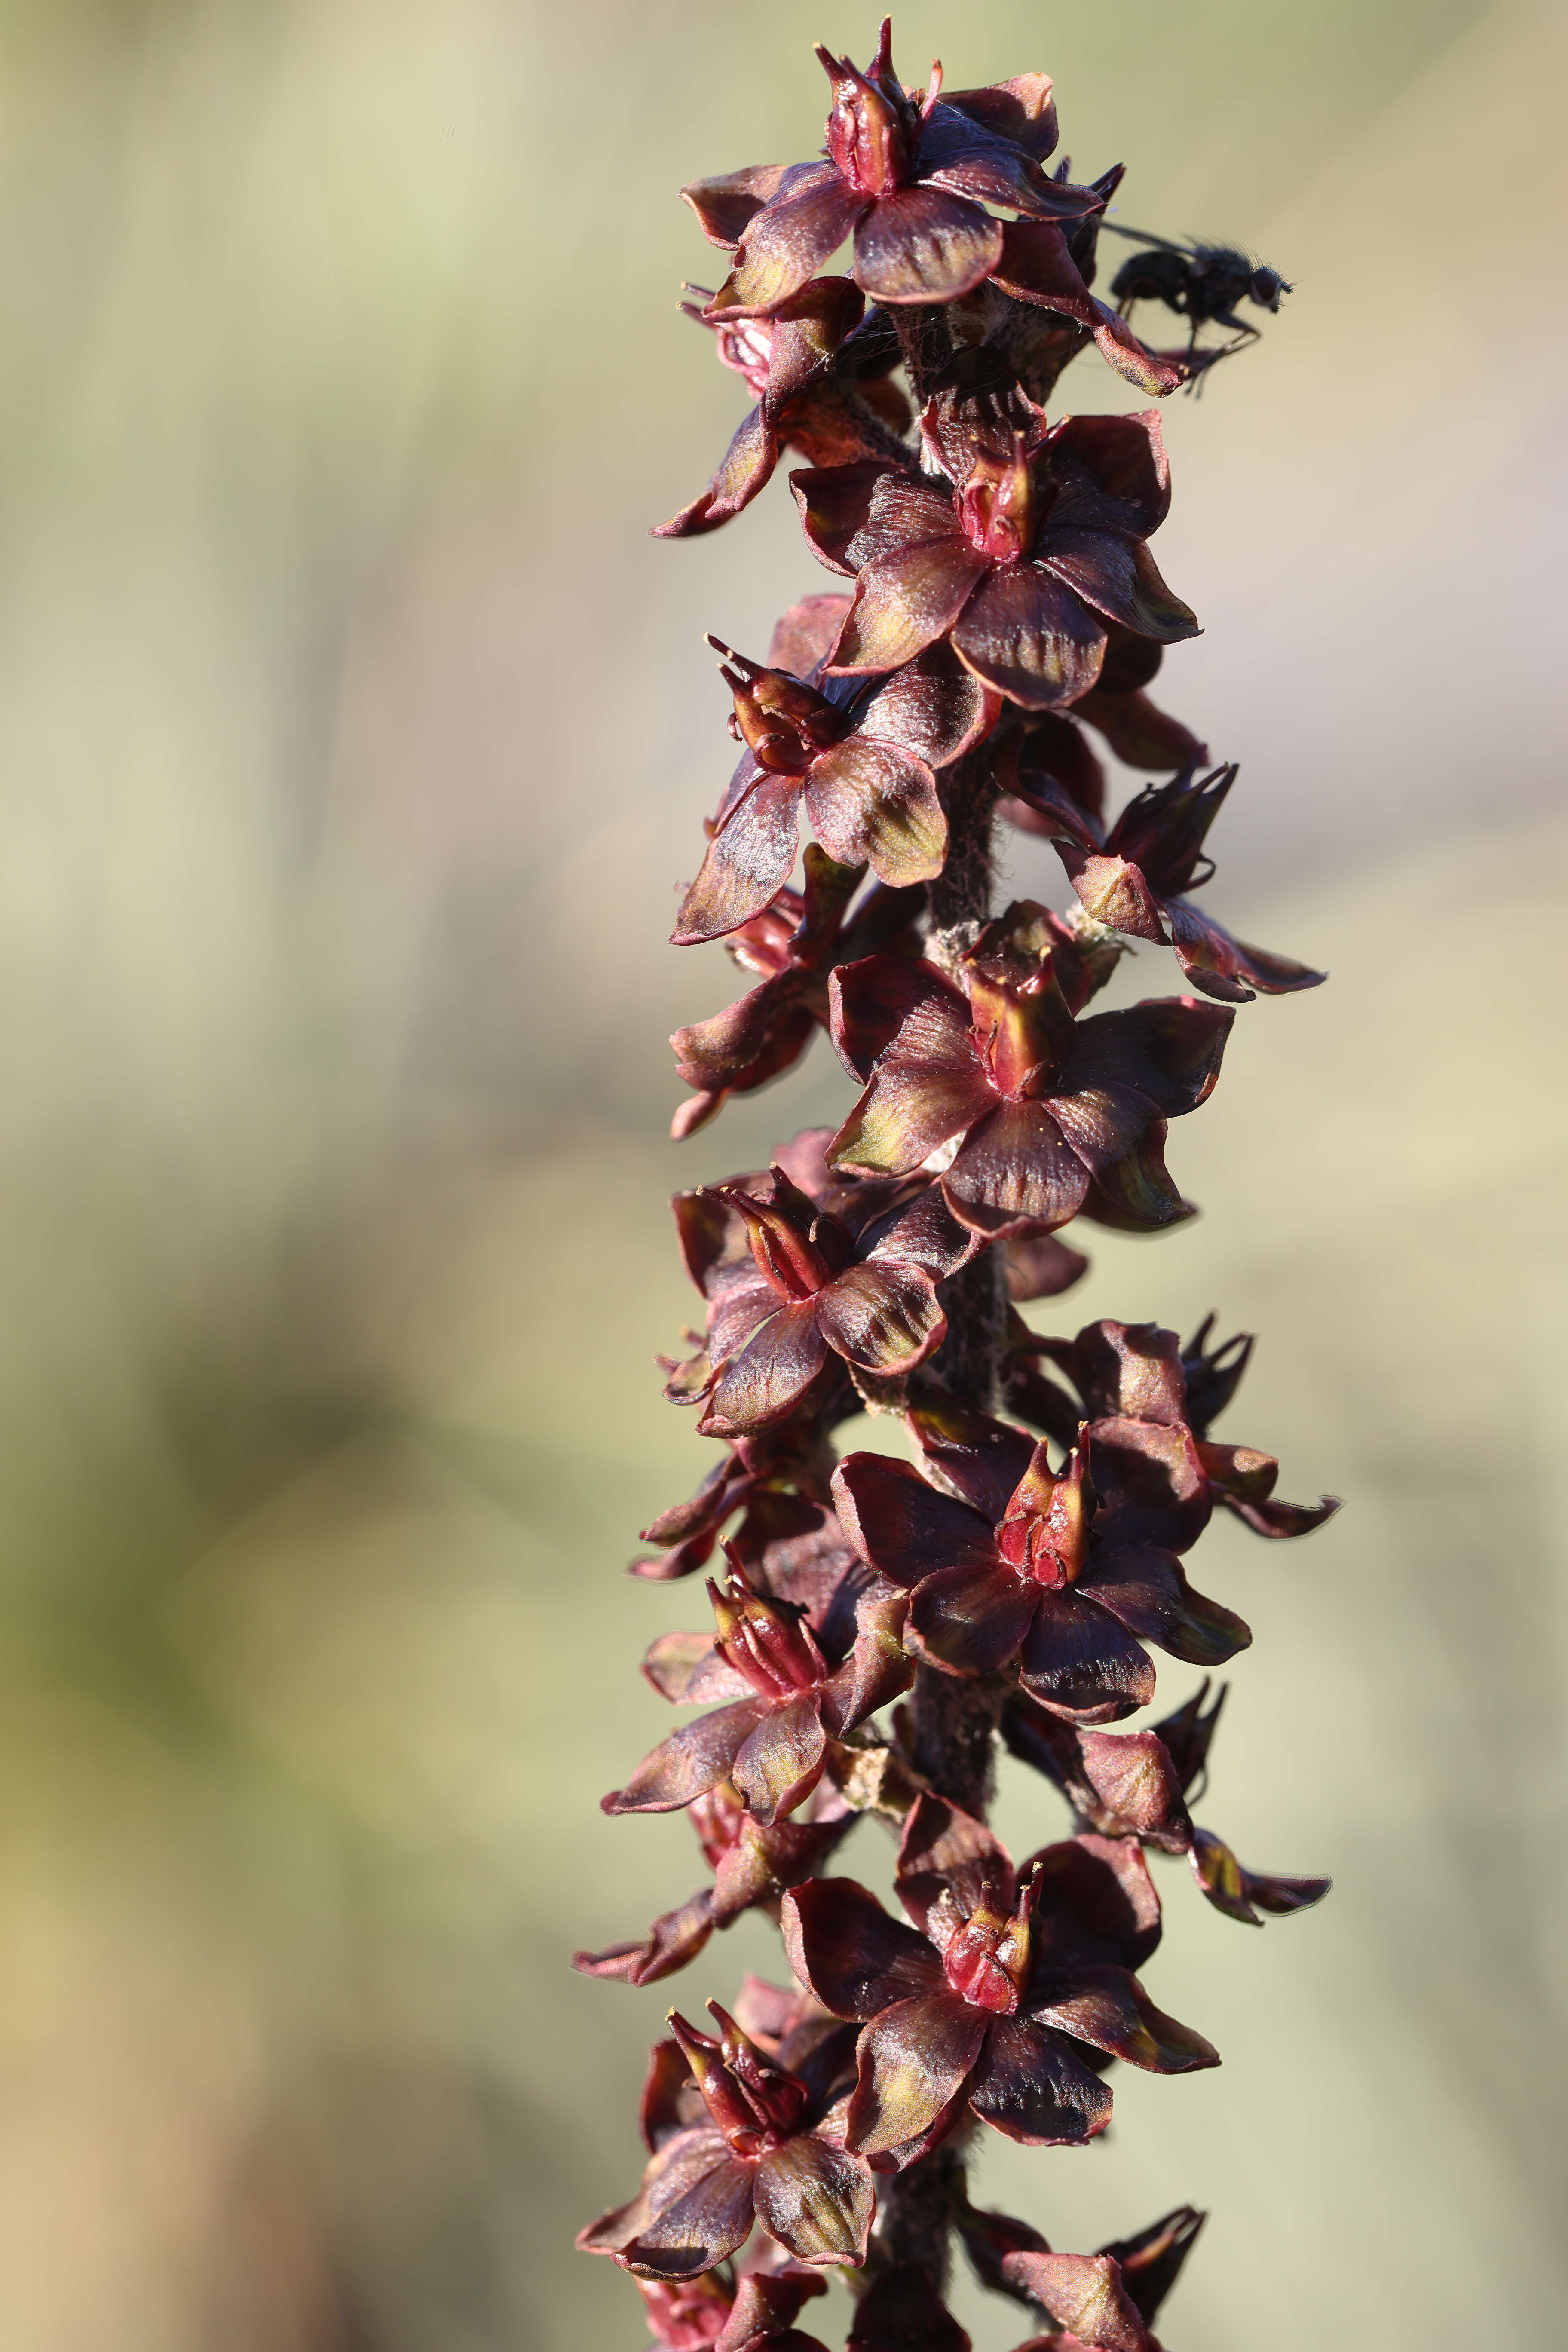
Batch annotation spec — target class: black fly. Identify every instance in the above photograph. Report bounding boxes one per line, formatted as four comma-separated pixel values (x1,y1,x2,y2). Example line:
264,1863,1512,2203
1101,224,1292,382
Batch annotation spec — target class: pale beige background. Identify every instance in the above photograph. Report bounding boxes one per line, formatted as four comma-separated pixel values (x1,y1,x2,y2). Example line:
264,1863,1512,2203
0,2,1564,2346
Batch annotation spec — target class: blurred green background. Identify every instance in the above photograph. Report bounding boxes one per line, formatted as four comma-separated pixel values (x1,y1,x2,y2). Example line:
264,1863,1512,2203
2,0,1565,2345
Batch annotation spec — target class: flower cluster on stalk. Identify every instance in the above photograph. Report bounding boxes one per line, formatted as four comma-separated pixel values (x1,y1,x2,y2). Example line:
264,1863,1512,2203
579,24,1332,2349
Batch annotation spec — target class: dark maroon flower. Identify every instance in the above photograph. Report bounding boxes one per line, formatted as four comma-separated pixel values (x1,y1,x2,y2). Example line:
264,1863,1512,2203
827,902,1232,1234
835,1399,1250,1720
957,2192,1205,2352
655,277,885,539
674,634,998,946
1003,1682,1332,1929
574,1779,856,1987
579,2000,873,2276
635,2271,734,2352
999,2248,1159,2351
677,1163,976,1437
603,1567,911,1826
1017,1315,1340,1538
792,403,1196,710
1053,764,1327,1003
783,1798,1215,2169
713,2267,832,2352
687,23,1103,320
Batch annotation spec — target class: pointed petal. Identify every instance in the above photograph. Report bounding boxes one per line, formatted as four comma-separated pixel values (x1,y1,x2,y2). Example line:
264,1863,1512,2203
654,406,779,539
1039,532,1198,643
732,1692,829,1825
804,738,946,883
833,1452,1000,1591
1018,1587,1156,1723
851,185,1003,304
603,1700,765,1814
829,539,989,676
783,1878,946,2020
992,222,1181,396
1165,897,1326,1003
967,2015,1112,2145
909,1562,1038,1677
701,1302,832,1438
1083,1546,1251,1666
1029,1964,1218,2074
1190,1827,1331,1926
943,1099,1091,1236
752,2135,874,2268
673,774,803,945
1097,2207,1207,2328
816,1259,946,1374
846,1992,989,2153
1076,683,1205,770
951,564,1107,710
719,177,870,315
572,1889,718,1987
1058,850,1167,943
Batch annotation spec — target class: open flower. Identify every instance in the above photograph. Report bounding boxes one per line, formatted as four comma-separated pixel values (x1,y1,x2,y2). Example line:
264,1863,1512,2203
783,1797,1215,2170
674,635,998,946
579,2000,873,2277
687,21,1102,318
678,1162,977,1436
828,901,1232,1234
575,1779,856,1988
793,405,1196,709
1052,764,1327,1002
603,1567,911,1826
835,1400,1249,1721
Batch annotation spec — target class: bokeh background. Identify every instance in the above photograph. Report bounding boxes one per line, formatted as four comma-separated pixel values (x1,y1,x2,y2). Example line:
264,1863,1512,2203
3,0,1565,2345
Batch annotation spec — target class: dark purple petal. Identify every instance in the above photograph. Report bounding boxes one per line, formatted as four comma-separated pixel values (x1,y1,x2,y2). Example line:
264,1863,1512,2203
1088,1416,1210,1549
1097,2207,1207,2328
752,2135,874,2268
943,1098,1092,1236
803,738,946,883
790,460,905,576
571,1889,717,1988
909,1561,1039,1676
833,1452,1000,1590
732,1692,829,1825
614,2153,759,2279
1005,1232,1087,1303
905,1399,1038,1520
861,1182,979,1281
673,774,802,945
846,1992,989,2154
643,1629,753,1705
992,222,1182,395
1026,1834,1164,1971
701,1302,832,1437
896,1792,1016,1939
783,1877,946,2020
858,643,998,768
1029,1963,1218,2074
682,163,831,248
1083,1546,1251,1667
1057,849,1167,943
846,2263,971,2352
1038,531,1198,643
951,563,1107,710
1018,1587,1156,1723
654,406,779,539
1165,896,1327,1003
1047,1090,1188,1228
1190,1827,1331,1926
999,2252,1151,2352
851,185,1004,304
937,76,1060,161
603,1700,765,1814
770,593,855,674
967,2015,1112,2145
717,177,870,315
828,952,975,1083
816,1259,946,1374
707,1269,788,1366
829,538,989,676
1047,412,1173,538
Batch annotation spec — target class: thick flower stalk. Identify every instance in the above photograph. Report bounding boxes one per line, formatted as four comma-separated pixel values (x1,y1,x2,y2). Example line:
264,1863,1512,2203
579,26,1335,2349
